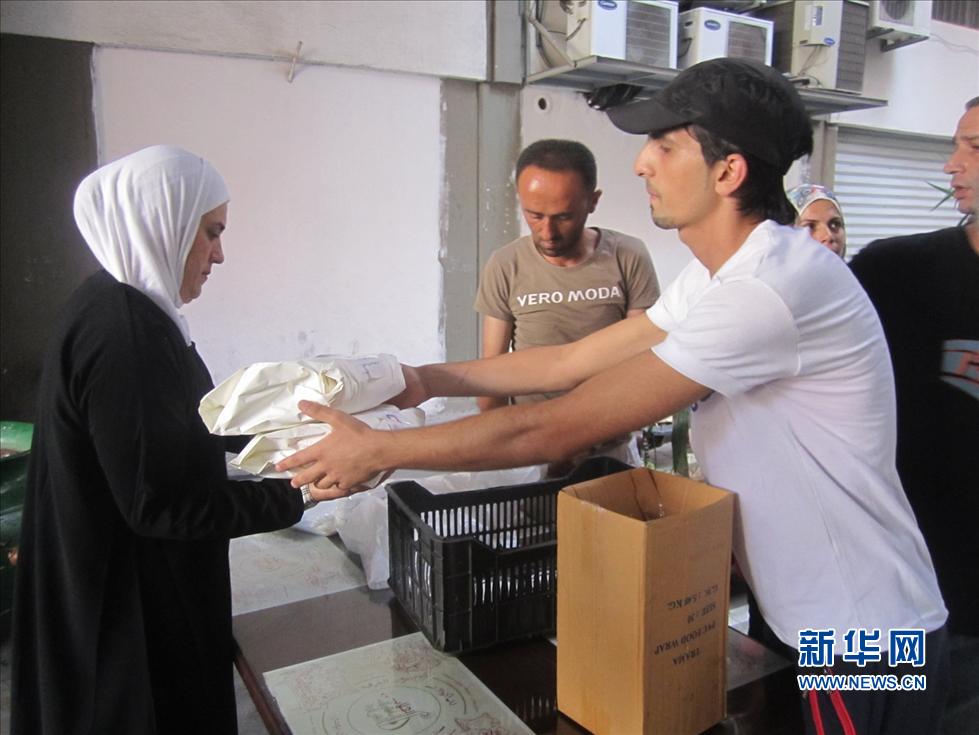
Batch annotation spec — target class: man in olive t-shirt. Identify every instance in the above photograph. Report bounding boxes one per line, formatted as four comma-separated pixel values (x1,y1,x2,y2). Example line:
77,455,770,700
474,139,660,468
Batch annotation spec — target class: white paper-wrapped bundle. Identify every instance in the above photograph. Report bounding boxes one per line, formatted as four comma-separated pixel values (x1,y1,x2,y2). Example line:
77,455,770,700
199,354,405,436
230,405,425,486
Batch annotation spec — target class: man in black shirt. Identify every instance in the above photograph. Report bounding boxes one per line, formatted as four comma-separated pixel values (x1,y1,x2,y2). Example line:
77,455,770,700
850,96,979,735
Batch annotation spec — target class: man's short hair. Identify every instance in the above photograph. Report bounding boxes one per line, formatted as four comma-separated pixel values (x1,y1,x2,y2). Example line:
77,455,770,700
516,139,597,192
966,96,978,111
688,125,797,225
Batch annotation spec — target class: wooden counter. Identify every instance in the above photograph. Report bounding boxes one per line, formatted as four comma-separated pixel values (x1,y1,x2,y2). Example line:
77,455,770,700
233,583,804,734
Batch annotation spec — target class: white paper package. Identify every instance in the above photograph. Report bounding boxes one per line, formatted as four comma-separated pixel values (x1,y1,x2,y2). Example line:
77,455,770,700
199,354,405,436
230,405,425,486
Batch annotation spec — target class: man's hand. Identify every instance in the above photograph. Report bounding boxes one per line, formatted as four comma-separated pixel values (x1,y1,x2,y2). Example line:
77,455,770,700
389,365,428,409
274,401,387,496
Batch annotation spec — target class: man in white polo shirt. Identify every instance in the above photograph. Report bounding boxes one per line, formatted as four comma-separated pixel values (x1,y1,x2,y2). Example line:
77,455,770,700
282,58,949,734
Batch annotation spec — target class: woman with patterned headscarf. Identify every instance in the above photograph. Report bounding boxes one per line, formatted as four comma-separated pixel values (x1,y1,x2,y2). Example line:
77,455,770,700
11,146,304,735
788,183,848,258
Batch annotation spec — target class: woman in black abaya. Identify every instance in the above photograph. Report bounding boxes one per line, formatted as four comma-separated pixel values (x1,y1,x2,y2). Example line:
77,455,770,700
11,146,305,735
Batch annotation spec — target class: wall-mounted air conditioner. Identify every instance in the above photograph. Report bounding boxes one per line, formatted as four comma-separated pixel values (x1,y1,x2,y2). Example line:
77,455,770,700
867,0,931,50
752,0,868,93
678,7,774,69
565,0,679,70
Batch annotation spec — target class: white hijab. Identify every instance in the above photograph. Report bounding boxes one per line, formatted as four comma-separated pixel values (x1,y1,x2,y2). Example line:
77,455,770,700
73,145,229,345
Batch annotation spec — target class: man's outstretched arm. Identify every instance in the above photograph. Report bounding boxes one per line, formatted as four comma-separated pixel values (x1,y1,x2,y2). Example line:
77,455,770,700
395,313,667,409
475,314,514,412
278,348,708,498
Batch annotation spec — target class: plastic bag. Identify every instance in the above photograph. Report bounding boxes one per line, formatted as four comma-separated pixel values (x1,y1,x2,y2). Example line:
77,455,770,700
335,488,390,589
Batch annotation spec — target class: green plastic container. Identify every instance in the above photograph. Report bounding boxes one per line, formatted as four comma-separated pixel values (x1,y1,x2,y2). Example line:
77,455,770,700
1,420,33,640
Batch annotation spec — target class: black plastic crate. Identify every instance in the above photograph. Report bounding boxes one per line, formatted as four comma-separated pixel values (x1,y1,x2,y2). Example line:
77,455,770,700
386,457,631,654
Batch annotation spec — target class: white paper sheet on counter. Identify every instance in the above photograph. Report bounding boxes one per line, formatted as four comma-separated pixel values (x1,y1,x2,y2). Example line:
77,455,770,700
229,528,366,616
200,354,405,436
264,632,533,735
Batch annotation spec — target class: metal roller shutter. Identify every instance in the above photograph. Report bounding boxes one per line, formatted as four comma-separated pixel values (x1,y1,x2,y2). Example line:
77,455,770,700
833,125,962,256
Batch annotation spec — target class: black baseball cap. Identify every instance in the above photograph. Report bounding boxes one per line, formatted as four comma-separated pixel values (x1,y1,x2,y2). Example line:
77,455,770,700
607,58,813,174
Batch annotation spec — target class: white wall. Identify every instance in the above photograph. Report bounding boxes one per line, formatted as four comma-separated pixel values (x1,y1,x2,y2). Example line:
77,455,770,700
520,87,695,289
95,47,445,382
0,0,488,81
832,20,979,135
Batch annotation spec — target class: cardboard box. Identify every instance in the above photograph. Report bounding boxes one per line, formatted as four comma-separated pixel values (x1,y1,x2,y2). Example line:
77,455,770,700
557,468,735,735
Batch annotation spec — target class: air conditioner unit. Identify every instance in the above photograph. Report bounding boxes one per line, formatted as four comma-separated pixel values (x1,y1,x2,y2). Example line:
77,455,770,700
565,0,679,70
867,0,931,50
678,7,774,69
752,0,868,93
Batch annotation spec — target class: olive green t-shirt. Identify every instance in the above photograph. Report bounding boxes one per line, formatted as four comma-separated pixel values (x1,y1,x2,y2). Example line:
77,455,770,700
474,227,660,403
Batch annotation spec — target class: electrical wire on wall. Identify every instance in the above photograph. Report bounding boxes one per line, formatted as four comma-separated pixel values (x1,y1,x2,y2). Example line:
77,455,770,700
789,44,829,89
928,32,979,56
530,0,575,68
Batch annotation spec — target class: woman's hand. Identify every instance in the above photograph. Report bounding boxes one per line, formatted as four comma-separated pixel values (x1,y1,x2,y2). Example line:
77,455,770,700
274,402,387,497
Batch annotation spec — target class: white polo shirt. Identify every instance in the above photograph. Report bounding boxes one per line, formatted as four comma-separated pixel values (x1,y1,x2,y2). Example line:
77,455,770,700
648,220,947,650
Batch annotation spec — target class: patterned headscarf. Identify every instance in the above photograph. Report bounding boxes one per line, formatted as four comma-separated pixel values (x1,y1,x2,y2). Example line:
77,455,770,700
73,145,229,344
787,184,844,224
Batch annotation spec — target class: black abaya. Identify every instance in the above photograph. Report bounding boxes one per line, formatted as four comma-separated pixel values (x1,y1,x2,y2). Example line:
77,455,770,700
11,271,304,734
